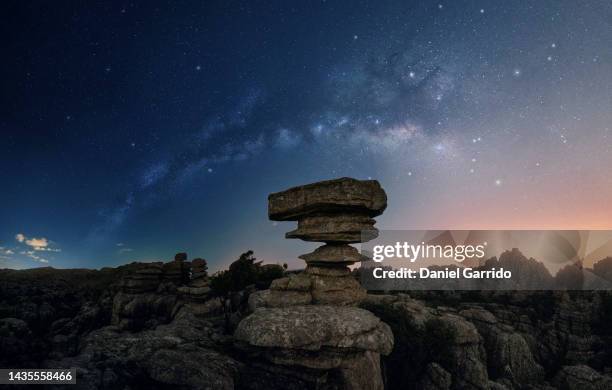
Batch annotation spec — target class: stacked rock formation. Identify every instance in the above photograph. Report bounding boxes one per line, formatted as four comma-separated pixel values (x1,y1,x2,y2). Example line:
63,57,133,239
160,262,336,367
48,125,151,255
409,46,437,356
236,178,393,389
119,262,163,294
162,252,189,286
249,177,386,308
178,258,211,302
113,253,193,330
189,258,209,287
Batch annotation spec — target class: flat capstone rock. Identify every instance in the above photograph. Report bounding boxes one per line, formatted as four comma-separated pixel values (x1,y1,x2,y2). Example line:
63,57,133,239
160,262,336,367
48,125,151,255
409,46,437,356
268,177,387,221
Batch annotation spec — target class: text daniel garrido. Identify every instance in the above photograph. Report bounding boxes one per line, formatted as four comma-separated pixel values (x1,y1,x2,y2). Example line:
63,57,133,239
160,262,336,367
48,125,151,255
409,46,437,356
369,241,512,280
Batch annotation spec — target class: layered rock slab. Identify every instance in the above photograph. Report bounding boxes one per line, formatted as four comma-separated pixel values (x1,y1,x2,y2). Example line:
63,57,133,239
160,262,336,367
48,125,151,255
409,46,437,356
268,177,387,221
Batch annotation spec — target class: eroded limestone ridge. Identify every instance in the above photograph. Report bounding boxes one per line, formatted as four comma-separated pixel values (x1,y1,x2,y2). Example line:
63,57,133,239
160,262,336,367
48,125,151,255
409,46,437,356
235,177,394,390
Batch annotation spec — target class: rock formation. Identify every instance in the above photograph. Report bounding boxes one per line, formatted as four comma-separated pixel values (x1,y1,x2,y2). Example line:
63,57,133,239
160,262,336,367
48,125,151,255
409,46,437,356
119,262,164,294
4,181,612,389
163,253,189,285
178,258,212,302
251,177,386,308
113,253,208,330
236,177,393,389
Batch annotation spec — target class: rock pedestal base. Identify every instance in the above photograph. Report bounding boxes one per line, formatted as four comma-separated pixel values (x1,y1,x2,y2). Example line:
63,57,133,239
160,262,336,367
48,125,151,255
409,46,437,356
235,306,393,390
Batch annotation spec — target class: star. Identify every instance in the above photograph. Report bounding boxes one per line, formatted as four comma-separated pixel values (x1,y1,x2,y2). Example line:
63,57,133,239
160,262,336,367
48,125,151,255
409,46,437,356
207,168,213,173
353,35,358,40
130,142,136,147
480,9,485,14
547,56,553,61
551,43,557,48
409,71,416,78
495,179,502,186
196,65,201,71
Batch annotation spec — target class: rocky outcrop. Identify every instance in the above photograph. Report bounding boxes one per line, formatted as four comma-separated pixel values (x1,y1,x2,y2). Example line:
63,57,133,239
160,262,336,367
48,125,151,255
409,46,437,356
237,177,393,389
46,305,241,389
2,264,612,389
190,258,209,286
3,179,612,389
363,291,612,390
119,262,163,293
178,258,212,302
553,365,612,390
163,254,189,285
111,254,216,330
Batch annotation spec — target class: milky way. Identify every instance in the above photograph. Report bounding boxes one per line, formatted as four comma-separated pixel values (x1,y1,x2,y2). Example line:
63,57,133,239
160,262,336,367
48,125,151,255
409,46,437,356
1,1,611,270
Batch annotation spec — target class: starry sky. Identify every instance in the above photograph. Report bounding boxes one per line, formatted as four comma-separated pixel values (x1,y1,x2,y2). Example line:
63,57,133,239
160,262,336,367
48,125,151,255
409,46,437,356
2,1,612,271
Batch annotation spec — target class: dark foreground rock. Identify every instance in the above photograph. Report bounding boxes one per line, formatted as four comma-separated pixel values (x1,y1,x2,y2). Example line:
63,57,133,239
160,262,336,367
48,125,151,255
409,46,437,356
1,264,612,389
362,291,612,390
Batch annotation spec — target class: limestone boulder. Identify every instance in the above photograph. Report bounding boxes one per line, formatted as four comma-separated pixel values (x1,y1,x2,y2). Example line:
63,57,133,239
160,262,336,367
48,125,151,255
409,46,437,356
235,305,393,354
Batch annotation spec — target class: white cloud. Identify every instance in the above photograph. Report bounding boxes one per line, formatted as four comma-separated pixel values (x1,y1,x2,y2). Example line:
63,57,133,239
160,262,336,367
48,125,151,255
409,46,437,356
25,237,49,248
0,247,15,256
34,247,61,252
14,233,60,255
21,250,48,263
119,247,133,254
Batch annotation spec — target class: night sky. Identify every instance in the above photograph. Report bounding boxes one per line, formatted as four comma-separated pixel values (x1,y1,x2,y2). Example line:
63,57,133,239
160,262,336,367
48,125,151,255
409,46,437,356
2,1,612,271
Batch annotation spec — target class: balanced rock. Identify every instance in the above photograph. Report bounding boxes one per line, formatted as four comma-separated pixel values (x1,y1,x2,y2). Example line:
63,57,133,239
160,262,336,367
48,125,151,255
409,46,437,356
236,178,393,390
266,177,387,306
